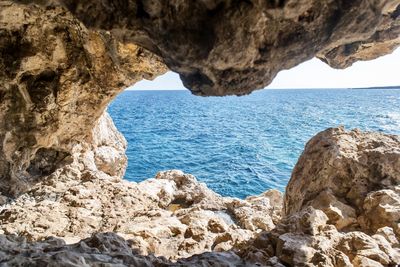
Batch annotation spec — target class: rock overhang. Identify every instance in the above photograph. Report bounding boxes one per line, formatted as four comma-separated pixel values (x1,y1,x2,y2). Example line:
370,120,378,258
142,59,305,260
0,0,399,196
1,1,400,265
58,0,400,96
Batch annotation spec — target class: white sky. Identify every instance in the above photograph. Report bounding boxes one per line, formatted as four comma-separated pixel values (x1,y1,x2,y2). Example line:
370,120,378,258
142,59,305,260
129,47,400,90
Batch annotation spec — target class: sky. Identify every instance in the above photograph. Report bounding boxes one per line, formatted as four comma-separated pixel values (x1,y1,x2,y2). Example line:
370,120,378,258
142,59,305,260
129,47,400,90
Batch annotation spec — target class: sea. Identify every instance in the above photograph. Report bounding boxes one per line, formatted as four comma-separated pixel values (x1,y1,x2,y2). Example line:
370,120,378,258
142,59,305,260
108,88,400,199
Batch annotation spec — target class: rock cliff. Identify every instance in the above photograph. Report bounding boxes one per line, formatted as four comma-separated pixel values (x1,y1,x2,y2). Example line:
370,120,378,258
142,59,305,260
0,1,167,197
1,0,400,266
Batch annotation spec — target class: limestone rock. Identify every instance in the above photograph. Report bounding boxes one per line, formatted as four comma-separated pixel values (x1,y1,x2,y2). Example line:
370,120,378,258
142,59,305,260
1,0,400,264
359,187,400,234
57,0,400,96
2,0,400,197
0,1,167,197
310,190,357,230
317,2,400,69
374,227,400,247
0,170,282,260
240,128,400,266
226,189,283,232
0,232,252,266
1,128,400,266
284,127,400,227
336,232,395,266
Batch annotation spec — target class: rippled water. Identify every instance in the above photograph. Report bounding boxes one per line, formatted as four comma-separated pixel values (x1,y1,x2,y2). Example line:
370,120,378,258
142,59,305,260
108,89,400,199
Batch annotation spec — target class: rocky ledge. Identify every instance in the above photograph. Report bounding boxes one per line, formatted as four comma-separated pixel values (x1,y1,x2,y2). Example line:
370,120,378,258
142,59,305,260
0,169,283,261
1,127,399,266
1,1,400,266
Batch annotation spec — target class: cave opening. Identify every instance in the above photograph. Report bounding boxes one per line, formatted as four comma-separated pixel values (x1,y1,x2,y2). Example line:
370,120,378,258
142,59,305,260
107,49,400,199
1,1,400,265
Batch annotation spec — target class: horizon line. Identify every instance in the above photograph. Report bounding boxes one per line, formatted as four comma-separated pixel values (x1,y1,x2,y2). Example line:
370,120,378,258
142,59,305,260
126,85,400,91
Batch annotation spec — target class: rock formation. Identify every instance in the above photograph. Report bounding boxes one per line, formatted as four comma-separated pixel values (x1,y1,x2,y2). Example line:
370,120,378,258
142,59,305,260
285,127,400,233
271,128,400,266
0,1,167,197
1,128,400,266
1,0,399,197
0,169,283,260
1,0,400,266
60,0,400,96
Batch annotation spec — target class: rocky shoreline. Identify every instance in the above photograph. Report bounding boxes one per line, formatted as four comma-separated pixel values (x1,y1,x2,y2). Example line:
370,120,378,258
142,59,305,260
1,1,400,266
1,127,399,266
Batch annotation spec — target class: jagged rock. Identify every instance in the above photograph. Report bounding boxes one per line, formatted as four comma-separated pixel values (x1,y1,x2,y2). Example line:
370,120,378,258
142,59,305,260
275,127,400,266
1,0,400,196
238,128,400,266
226,189,283,232
336,231,396,266
57,0,400,96
0,1,167,197
359,187,400,234
1,0,400,265
0,232,248,266
1,128,400,266
284,127,400,229
310,190,357,230
374,227,400,247
317,2,400,69
0,170,282,260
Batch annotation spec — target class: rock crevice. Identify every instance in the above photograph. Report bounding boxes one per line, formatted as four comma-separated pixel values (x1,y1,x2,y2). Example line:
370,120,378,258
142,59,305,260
0,128,399,266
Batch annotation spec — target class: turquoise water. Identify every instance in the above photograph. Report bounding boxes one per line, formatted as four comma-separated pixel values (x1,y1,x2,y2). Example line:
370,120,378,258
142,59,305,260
108,89,400,199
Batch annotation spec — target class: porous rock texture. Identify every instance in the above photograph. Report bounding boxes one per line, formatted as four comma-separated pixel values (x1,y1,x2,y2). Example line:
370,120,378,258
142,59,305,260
0,169,284,260
1,0,400,266
270,127,400,266
1,0,400,195
1,128,399,266
0,1,167,197
60,0,400,96
285,127,400,233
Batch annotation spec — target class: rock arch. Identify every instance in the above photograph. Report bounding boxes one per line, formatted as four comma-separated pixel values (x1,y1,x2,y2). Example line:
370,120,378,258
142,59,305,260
1,0,399,197
0,1,400,265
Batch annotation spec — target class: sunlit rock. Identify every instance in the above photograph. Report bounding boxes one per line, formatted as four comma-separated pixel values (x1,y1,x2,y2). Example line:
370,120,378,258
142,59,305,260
0,1,167,197
1,0,400,265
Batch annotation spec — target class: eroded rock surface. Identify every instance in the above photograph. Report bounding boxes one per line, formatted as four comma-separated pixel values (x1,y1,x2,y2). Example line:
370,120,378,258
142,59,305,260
2,0,400,196
285,127,400,234
1,0,400,266
0,170,283,260
255,128,400,266
0,1,167,197
0,232,251,267
60,0,400,96
1,128,399,266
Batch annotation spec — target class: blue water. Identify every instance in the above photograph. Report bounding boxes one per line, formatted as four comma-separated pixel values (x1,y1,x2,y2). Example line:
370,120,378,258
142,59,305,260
108,89,400,199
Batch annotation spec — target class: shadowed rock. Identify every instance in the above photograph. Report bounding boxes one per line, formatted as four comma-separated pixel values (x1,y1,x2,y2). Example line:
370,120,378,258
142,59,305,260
1,0,399,196
1,1,400,265
59,0,400,96
0,2,167,196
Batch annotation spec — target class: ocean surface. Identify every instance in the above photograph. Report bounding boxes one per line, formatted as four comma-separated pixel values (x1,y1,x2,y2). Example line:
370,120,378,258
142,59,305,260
108,89,400,199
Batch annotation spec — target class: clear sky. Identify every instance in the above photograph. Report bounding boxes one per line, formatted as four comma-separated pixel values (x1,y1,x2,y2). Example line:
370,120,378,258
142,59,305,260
129,47,400,90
